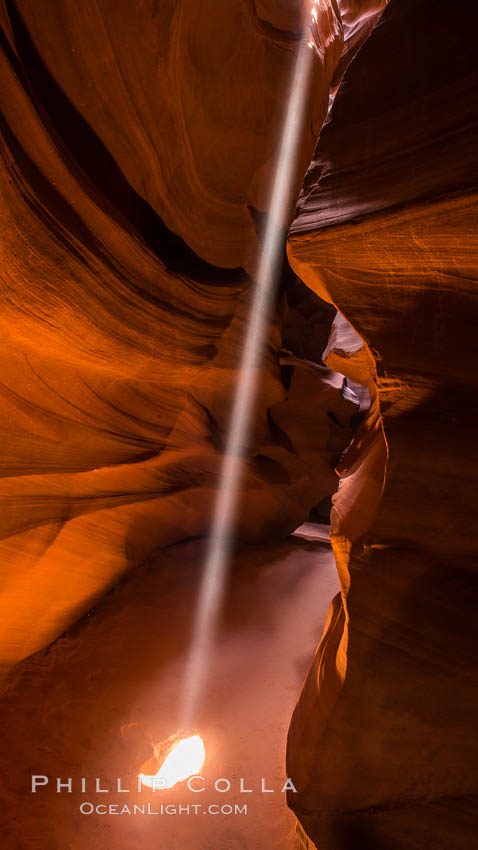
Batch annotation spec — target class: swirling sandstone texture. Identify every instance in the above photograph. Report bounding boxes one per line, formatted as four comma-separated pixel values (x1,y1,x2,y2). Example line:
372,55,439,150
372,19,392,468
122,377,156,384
287,0,478,848
0,0,383,678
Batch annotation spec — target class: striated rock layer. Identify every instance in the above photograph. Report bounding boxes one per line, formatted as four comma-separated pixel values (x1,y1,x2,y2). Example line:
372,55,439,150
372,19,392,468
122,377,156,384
287,0,478,848
0,0,379,676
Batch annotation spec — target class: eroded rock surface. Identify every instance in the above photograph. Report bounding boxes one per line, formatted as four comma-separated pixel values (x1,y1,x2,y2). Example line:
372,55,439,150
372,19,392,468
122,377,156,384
3,1,475,847
287,1,478,847
0,0,371,676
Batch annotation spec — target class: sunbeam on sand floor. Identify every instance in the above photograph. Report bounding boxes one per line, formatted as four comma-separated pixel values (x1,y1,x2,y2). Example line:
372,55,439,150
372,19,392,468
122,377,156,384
0,535,338,850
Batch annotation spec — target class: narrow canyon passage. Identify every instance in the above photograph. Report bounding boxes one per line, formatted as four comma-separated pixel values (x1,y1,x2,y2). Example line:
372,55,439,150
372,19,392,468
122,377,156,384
0,533,338,850
0,1,476,848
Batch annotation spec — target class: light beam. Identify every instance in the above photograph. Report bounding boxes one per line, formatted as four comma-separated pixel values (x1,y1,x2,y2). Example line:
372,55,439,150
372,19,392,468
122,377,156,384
139,734,205,790
179,15,316,730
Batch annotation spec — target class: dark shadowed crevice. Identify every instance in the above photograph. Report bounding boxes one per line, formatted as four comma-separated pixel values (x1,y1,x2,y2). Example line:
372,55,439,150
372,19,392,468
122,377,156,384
0,105,233,332
4,0,249,286
244,0,302,46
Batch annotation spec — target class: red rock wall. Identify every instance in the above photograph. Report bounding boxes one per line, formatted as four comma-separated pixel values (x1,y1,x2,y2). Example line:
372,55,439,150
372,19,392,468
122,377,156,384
287,1,478,847
0,1,375,676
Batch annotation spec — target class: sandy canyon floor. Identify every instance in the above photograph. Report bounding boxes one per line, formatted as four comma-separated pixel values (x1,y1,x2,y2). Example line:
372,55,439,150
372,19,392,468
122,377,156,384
0,529,337,850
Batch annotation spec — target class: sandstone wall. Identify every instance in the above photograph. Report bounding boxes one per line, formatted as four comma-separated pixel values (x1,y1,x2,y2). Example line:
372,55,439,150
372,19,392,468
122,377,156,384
287,1,478,847
0,1,375,675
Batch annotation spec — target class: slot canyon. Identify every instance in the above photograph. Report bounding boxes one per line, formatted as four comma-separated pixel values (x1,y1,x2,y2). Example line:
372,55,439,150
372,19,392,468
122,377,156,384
0,1,476,849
